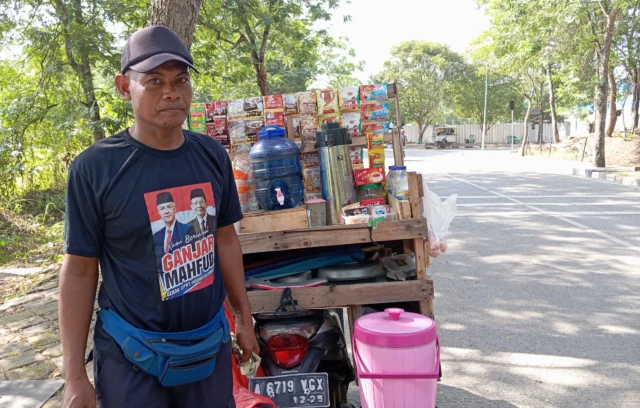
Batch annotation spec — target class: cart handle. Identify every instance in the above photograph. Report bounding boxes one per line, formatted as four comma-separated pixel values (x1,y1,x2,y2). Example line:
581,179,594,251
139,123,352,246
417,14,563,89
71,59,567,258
352,336,440,380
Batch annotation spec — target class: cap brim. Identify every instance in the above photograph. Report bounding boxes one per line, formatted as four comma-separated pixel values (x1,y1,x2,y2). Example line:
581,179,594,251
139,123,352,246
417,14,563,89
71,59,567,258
128,53,198,73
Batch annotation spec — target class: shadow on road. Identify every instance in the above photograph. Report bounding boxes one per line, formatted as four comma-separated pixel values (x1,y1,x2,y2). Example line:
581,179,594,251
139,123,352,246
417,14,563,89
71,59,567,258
437,384,518,407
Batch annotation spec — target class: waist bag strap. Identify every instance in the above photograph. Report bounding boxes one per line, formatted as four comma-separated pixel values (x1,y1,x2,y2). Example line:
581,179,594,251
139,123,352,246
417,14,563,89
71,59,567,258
99,307,230,387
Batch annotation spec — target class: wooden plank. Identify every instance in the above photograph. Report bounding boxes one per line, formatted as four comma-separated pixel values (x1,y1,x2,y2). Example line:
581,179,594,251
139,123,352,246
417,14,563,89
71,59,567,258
417,174,424,197
240,218,426,254
239,207,308,234
388,82,397,99
248,280,433,312
420,299,434,319
286,116,295,140
414,237,428,280
408,171,421,219
388,194,411,220
392,128,404,166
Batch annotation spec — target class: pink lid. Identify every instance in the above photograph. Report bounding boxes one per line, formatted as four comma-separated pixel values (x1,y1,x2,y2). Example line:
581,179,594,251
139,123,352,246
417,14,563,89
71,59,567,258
305,199,326,204
354,308,437,348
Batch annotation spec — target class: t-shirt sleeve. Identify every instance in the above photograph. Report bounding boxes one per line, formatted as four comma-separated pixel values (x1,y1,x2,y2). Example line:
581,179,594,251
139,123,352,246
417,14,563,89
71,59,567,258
217,154,243,228
63,165,103,257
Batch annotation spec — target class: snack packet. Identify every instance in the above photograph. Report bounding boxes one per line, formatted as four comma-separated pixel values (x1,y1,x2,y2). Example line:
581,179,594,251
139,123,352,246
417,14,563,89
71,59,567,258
339,87,360,111
360,84,389,101
245,119,264,142
303,167,322,200
244,97,264,118
342,112,362,138
190,121,206,133
205,102,216,123
301,152,320,168
298,91,317,116
291,117,301,139
300,116,318,141
229,121,246,144
284,93,299,114
317,89,339,116
354,166,386,186
213,118,228,136
265,111,285,127
368,149,385,168
361,101,390,121
368,132,384,150
362,121,390,136
227,99,245,119
264,94,284,110
319,114,340,129
349,146,364,169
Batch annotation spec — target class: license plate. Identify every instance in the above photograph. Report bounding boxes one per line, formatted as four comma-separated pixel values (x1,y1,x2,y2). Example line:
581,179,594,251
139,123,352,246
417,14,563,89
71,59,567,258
249,372,330,408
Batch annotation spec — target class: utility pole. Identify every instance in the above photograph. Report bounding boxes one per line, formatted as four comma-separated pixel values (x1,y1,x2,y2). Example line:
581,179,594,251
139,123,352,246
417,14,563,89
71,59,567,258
481,72,488,151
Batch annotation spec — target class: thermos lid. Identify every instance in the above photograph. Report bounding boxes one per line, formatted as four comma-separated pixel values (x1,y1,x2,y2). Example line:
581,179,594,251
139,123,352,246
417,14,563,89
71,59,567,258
354,308,437,348
315,123,350,148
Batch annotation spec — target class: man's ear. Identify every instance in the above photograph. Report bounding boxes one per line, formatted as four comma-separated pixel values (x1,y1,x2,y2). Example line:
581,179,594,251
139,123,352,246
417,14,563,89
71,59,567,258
115,73,132,100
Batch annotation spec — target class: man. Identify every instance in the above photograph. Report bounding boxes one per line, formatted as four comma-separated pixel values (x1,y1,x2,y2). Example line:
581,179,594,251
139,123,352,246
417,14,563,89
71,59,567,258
188,188,215,235
152,191,193,254
60,26,258,408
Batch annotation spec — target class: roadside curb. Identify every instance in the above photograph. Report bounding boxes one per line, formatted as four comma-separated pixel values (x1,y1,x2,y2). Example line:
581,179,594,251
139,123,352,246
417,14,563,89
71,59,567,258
573,168,640,187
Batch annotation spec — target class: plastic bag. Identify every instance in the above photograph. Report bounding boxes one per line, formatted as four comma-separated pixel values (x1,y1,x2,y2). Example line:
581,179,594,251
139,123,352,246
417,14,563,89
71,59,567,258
423,180,457,258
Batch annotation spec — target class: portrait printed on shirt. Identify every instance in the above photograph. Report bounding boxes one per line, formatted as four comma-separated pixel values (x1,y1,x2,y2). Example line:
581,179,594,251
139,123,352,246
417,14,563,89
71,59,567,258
143,183,217,301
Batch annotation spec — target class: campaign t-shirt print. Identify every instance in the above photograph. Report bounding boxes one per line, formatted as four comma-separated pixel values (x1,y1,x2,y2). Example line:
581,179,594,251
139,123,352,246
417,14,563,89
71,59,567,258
144,182,217,301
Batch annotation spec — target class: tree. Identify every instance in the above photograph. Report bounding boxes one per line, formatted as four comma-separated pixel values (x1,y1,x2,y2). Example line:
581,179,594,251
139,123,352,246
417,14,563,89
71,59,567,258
589,4,619,167
152,0,203,48
451,65,523,135
198,0,339,95
614,6,640,132
373,41,466,143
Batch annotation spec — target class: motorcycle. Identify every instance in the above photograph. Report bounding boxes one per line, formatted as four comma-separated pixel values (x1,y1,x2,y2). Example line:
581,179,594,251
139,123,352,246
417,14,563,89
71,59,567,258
251,289,355,408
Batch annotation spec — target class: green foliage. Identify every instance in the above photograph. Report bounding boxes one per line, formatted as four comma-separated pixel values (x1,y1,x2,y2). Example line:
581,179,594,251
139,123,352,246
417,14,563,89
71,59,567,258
373,41,467,142
0,0,358,202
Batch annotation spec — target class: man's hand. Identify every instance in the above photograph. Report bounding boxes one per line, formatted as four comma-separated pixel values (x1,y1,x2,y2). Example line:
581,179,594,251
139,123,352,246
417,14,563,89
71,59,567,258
63,376,96,408
235,317,260,363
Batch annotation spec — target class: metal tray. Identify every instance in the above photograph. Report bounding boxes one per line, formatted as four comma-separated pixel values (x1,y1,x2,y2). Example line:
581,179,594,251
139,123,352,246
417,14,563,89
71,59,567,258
316,262,385,282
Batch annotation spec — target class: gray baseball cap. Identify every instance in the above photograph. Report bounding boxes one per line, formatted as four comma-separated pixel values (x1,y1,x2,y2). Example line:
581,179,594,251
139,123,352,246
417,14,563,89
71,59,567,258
121,26,198,74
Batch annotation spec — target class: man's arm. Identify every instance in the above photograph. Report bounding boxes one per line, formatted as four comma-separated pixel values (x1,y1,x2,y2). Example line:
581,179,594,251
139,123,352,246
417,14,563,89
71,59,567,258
59,254,98,408
217,224,259,362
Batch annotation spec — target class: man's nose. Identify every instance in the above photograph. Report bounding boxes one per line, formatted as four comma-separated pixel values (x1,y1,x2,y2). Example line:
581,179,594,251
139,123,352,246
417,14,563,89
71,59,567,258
162,84,181,100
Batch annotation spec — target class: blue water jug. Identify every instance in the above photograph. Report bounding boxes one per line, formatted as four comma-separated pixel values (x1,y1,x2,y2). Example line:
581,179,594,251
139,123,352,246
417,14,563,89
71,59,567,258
249,126,304,210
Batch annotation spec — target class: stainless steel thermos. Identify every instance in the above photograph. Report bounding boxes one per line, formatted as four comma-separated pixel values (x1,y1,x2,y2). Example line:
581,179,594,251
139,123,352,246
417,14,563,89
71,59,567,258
315,123,357,225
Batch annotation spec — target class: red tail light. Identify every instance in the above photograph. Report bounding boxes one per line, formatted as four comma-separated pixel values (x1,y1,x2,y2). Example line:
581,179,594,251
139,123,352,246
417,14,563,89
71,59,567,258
266,334,310,369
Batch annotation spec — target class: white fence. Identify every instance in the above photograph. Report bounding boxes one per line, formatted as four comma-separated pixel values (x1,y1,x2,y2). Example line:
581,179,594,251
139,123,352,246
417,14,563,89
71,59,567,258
404,122,572,145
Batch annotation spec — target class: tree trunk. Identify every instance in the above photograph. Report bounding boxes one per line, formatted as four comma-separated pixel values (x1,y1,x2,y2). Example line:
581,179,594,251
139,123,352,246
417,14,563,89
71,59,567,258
632,74,640,132
253,59,269,96
606,70,617,137
418,123,424,144
519,97,532,157
538,89,544,145
152,0,203,49
55,0,105,142
593,9,618,167
546,64,560,143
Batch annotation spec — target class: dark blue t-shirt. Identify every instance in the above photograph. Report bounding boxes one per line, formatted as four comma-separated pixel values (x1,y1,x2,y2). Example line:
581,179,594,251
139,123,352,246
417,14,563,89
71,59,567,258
64,129,242,357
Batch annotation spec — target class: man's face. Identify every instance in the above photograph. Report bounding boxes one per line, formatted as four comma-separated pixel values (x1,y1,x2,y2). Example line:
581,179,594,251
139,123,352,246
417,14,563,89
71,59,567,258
116,60,193,129
191,197,207,218
157,202,176,225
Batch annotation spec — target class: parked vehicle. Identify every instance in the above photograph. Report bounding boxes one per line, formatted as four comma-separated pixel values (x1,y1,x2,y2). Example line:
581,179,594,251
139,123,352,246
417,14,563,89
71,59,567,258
251,289,355,408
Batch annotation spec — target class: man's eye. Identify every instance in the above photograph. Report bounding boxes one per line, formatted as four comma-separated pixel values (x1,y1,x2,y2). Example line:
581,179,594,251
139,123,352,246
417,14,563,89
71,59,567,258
148,78,161,85
178,77,190,84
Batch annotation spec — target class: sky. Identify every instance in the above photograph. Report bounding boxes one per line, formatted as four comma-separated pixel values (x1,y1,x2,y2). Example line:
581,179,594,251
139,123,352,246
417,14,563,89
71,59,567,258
316,0,490,83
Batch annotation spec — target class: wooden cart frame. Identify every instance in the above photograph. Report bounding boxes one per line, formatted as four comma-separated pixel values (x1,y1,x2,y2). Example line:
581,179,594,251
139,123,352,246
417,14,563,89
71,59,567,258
236,82,434,367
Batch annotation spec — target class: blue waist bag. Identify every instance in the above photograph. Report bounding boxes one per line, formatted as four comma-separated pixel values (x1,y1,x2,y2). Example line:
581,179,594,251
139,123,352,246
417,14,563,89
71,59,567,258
99,307,230,387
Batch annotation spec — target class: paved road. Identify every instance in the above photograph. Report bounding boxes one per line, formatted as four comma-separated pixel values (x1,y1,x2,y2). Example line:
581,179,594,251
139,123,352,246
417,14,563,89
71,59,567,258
406,149,640,407
348,149,640,407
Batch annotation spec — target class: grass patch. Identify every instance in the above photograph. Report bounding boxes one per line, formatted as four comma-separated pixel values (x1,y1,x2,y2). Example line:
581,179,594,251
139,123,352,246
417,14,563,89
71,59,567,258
0,187,65,267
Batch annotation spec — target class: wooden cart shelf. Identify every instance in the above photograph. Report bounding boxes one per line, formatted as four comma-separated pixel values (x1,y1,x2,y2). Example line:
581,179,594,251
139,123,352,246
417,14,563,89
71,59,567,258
248,279,433,313
239,218,426,255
